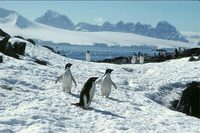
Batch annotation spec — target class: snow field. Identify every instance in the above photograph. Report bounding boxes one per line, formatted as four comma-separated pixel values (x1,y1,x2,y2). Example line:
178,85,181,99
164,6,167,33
0,42,200,132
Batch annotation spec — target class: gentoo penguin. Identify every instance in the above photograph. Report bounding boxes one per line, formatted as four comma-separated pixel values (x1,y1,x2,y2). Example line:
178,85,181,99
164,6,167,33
55,63,77,93
72,77,98,109
96,69,117,98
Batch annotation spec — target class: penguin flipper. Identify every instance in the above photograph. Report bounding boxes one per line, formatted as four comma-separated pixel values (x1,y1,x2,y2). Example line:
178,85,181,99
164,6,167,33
55,75,62,84
111,81,117,89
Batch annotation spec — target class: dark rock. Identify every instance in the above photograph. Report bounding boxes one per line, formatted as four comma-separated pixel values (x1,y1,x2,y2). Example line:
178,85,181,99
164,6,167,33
188,55,199,62
43,45,56,53
0,28,10,38
181,48,200,57
176,81,200,118
0,35,10,53
0,36,19,59
34,59,48,65
96,56,131,64
26,39,35,45
5,42,19,59
0,55,2,63
14,35,24,40
13,42,26,55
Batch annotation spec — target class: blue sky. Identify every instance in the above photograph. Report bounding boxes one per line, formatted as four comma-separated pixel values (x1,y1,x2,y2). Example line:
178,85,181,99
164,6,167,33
0,1,199,32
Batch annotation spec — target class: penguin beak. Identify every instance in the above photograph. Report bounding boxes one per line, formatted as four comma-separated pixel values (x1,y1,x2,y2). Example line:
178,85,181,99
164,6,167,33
110,69,113,73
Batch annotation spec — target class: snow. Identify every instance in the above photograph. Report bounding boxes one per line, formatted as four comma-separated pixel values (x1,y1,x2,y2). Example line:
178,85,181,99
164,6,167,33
181,31,200,45
0,9,198,49
0,39,200,132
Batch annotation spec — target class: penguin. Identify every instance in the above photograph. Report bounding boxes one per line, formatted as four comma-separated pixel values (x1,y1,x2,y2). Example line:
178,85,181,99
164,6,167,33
86,50,91,62
72,77,98,109
176,82,200,118
139,55,144,64
55,63,77,93
131,55,137,64
96,69,117,98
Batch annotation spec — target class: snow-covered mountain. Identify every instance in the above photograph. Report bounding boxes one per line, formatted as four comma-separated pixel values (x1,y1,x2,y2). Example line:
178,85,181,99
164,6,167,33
35,10,188,43
0,8,36,28
35,10,74,30
0,7,198,49
0,36,200,132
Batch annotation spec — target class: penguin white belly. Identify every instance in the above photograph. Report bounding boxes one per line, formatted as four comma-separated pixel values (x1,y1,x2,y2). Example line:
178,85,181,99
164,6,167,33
101,77,112,97
62,71,72,91
89,84,96,101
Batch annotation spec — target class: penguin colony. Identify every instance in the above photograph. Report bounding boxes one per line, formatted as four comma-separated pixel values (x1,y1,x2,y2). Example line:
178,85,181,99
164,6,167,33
55,63,117,109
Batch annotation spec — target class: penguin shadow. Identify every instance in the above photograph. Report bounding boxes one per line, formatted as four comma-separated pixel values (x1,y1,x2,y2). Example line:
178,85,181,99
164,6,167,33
94,108,126,119
108,97,127,103
0,85,12,91
69,92,80,99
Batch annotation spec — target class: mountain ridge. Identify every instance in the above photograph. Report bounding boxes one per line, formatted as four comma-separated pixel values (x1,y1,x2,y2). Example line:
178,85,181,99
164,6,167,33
0,7,197,49
35,10,188,43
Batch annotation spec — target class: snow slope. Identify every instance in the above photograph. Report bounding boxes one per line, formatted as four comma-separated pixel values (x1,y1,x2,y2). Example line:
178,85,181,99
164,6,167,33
0,7,198,49
181,31,200,45
0,39,200,132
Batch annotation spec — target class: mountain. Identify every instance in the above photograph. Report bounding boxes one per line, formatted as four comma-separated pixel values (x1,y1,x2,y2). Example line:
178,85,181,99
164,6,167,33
152,21,187,42
75,22,102,31
34,10,188,43
0,7,35,28
0,7,197,49
35,10,74,30
76,21,188,43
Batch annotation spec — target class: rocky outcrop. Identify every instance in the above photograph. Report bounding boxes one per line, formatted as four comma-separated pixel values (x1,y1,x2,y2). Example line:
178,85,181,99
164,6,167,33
13,42,26,55
0,28,10,38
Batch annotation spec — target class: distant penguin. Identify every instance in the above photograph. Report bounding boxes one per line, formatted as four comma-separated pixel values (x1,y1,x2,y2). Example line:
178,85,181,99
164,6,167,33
55,63,77,93
86,50,91,62
139,55,144,64
131,55,137,64
96,69,117,98
72,77,98,109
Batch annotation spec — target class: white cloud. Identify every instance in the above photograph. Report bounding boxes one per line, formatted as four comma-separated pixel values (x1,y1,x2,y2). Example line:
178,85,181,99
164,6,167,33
93,17,103,24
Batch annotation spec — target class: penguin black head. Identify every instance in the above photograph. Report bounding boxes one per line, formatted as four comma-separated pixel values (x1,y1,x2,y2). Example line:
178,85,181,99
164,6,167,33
88,77,99,82
65,63,72,70
105,69,113,74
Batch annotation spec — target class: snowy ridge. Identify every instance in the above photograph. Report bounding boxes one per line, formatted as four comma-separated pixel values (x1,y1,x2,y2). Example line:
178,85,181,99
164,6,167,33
0,8,35,28
181,31,200,45
35,10,188,43
0,7,198,49
0,39,200,132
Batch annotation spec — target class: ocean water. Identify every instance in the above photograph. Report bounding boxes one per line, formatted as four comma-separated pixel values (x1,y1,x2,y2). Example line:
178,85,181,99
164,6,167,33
42,44,158,61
